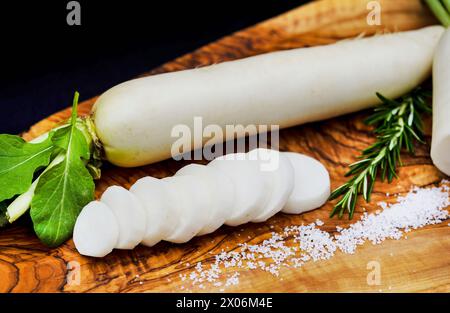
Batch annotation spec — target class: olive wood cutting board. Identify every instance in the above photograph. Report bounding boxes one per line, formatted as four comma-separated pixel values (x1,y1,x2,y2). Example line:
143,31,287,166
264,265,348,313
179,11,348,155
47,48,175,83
1,0,449,292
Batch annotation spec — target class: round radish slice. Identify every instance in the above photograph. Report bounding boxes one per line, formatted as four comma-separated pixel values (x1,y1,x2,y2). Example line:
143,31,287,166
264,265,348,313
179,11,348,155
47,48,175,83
73,201,119,258
208,153,270,226
175,164,234,235
282,152,330,214
130,176,175,247
162,175,210,243
100,185,147,249
249,148,295,222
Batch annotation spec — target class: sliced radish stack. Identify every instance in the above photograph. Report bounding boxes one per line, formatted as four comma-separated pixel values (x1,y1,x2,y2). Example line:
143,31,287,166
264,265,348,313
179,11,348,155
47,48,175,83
74,148,332,258
282,152,330,214
208,153,270,226
130,176,175,247
100,185,147,249
175,164,235,235
73,201,119,257
249,148,295,222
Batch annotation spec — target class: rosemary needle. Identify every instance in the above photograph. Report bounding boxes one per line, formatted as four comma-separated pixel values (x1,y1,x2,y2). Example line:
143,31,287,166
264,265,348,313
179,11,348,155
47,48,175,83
329,88,432,219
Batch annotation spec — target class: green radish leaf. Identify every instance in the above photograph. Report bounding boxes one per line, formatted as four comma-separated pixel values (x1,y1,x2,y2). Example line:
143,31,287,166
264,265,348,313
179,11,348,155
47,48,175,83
30,154,94,246
30,92,95,247
0,134,55,202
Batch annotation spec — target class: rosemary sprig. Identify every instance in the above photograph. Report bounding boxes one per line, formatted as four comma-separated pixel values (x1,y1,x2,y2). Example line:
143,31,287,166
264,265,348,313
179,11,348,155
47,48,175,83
329,88,432,219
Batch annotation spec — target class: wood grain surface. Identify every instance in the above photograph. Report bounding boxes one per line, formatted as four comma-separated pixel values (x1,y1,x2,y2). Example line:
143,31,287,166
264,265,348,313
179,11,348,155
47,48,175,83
2,0,449,293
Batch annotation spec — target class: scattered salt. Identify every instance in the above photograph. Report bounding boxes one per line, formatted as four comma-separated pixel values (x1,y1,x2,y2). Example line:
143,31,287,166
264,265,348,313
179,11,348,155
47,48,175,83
178,182,450,290
335,184,450,254
225,272,240,287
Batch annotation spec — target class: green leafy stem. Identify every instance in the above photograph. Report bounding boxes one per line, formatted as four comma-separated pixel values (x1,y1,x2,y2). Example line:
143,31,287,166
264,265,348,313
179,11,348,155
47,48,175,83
0,93,101,247
425,0,450,27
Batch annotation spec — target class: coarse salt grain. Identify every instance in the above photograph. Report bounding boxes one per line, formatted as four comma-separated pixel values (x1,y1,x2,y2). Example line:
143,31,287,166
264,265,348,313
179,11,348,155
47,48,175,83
179,182,449,290
335,184,450,254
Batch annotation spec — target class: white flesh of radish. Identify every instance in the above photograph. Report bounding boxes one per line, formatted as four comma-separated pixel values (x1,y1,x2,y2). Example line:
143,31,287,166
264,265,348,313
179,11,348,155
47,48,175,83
100,185,147,249
431,28,450,176
248,149,295,222
130,176,173,247
175,164,234,235
92,26,444,168
282,152,330,214
162,175,211,243
208,153,270,226
74,149,334,257
73,201,119,257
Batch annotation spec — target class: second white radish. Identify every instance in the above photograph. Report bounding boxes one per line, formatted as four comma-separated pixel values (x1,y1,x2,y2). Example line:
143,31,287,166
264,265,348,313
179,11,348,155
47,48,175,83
431,28,450,176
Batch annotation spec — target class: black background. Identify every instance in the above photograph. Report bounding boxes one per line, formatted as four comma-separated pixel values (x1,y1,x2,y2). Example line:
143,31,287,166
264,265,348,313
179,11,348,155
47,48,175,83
0,0,307,134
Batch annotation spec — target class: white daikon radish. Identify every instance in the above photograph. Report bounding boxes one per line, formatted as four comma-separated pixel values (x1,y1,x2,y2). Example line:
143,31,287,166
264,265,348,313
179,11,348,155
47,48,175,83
431,28,450,176
92,26,444,168
162,175,211,243
130,176,174,246
175,164,234,235
208,153,270,226
282,153,330,214
73,201,119,258
100,185,147,249
248,149,295,222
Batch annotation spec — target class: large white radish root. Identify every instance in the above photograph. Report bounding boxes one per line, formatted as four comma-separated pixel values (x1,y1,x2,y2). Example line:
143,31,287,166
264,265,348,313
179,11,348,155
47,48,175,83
175,164,235,235
100,186,147,249
431,28,450,176
92,26,444,168
73,201,119,258
282,153,330,214
208,153,270,226
130,177,173,246
162,176,211,243
249,149,295,222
